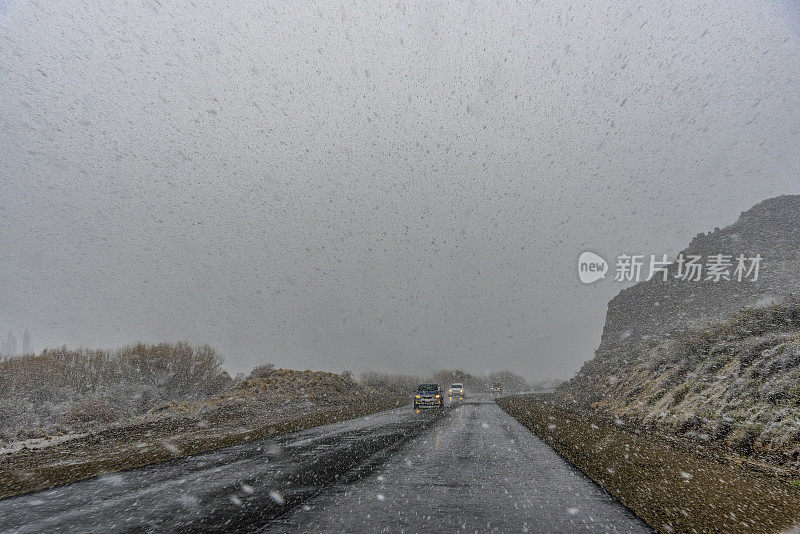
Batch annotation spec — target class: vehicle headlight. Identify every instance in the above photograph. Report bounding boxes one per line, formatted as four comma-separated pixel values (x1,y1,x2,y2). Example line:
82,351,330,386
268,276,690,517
435,394,441,398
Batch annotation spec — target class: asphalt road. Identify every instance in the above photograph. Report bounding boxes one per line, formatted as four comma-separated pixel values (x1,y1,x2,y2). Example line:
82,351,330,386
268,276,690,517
0,395,649,533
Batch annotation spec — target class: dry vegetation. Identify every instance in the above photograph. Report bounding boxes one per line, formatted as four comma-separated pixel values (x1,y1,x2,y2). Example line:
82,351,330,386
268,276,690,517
560,300,800,473
0,345,409,498
359,371,424,397
0,343,232,441
499,395,800,534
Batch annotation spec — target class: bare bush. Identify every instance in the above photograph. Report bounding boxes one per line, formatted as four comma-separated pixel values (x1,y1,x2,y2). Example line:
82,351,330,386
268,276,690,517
0,343,232,438
64,399,120,426
432,369,486,391
359,372,422,396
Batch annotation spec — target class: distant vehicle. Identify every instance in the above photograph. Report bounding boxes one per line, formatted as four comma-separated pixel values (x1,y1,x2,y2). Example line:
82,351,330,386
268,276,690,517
490,383,502,395
414,383,444,409
447,383,465,398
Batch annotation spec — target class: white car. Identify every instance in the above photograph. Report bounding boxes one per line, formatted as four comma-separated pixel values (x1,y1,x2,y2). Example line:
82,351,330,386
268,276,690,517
447,383,465,399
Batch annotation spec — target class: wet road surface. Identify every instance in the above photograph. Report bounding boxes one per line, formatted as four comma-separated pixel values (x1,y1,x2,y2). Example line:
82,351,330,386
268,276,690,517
0,396,649,533
0,406,443,533
264,396,649,533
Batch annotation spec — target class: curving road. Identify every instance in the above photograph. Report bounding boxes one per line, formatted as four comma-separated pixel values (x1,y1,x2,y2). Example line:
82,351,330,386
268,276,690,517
0,395,649,533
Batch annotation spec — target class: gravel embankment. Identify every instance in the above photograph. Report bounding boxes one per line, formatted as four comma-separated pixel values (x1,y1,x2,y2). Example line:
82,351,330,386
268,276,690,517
498,394,800,534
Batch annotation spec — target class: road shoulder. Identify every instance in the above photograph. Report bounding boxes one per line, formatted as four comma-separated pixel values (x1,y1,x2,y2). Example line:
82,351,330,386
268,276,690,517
498,394,800,533
0,397,406,499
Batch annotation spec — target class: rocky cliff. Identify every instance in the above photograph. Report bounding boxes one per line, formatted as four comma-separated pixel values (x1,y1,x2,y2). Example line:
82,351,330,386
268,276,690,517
600,194,800,353
559,195,800,466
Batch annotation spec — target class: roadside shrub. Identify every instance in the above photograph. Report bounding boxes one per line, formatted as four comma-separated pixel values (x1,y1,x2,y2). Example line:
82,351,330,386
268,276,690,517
64,399,120,425
726,424,764,454
676,414,703,435
683,300,800,356
0,343,232,437
670,383,690,406
708,419,733,442
360,372,422,397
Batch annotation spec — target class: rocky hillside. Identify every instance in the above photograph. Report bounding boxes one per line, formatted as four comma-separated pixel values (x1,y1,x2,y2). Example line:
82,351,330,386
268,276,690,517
559,195,800,467
601,194,800,353
591,302,800,461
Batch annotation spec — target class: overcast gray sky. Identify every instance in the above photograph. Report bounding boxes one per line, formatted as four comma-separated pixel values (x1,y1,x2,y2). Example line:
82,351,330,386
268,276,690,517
1,0,799,378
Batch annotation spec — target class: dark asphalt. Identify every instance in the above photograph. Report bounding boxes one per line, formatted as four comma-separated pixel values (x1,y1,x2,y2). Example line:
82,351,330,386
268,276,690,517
264,396,650,533
0,396,650,533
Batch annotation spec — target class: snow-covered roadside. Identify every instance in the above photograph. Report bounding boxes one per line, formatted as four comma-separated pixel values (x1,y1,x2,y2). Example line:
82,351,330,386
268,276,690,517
0,432,88,455
0,393,405,499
